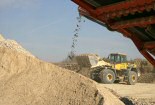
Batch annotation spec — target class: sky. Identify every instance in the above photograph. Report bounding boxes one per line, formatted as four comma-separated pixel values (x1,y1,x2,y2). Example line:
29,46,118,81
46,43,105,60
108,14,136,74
0,0,144,62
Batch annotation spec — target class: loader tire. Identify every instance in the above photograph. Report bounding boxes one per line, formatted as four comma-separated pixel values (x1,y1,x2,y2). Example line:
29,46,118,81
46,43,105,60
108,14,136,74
127,71,138,85
90,70,101,82
100,69,115,84
114,80,120,83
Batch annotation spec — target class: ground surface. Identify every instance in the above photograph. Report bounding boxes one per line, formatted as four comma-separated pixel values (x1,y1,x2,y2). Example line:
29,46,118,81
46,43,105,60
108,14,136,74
98,83,155,104
100,83,155,99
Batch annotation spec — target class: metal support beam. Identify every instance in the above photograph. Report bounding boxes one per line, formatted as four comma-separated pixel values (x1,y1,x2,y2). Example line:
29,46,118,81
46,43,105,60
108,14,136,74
111,16,155,29
119,29,155,66
150,48,155,56
96,0,154,15
72,0,96,16
144,41,155,49
72,0,155,66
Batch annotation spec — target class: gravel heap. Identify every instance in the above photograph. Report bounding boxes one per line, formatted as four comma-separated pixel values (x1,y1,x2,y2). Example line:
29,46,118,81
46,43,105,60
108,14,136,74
0,34,124,105
0,34,5,41
138,73,155,83
0,34,35,58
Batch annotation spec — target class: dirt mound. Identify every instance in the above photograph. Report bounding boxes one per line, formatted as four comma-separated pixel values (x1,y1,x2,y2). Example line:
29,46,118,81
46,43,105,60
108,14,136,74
138,73,155,83
0,48,102,105
77,67,91,78
0,38,124,105
0,34,5,41
0,37,35,58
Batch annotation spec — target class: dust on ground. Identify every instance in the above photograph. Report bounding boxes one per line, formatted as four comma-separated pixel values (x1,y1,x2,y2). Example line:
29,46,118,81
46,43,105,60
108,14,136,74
99,83,155,105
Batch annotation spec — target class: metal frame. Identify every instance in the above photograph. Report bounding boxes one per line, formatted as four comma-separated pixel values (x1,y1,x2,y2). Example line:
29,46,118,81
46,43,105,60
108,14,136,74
72,0,155,66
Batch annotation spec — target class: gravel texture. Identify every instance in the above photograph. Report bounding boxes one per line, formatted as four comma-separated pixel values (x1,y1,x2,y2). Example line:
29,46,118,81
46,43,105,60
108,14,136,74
0,35,124,105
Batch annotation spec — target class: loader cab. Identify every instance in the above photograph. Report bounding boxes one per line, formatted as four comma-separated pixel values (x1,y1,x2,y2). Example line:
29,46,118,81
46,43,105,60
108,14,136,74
108,53,127,63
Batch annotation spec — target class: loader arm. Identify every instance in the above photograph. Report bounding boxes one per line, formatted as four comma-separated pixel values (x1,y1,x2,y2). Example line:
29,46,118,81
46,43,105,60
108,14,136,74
72,0,155,67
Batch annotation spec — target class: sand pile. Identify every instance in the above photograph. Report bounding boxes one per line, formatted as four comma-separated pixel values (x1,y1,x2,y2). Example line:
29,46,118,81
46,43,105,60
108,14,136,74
0,34,35,58
0,35,124,105
0,34,5,41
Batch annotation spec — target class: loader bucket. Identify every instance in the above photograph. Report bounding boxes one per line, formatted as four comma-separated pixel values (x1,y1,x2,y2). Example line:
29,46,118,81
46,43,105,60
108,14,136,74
76,55,91,68
76,54,98,68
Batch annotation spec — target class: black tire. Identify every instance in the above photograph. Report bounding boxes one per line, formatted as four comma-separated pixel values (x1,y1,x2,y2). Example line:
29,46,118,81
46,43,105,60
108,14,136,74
90,70,101,82
127,71,138,85
90,71,96,80
100,69,116,84
114,80,120,83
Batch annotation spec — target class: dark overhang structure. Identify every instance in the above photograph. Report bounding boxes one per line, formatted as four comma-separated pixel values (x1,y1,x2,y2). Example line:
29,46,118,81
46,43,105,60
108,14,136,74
72,0,155,66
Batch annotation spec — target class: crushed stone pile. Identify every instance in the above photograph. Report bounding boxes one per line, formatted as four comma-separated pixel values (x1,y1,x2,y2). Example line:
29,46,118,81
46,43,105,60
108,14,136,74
0,35,124,105
0,34,35,58
138,73,155,83
0,34,5,41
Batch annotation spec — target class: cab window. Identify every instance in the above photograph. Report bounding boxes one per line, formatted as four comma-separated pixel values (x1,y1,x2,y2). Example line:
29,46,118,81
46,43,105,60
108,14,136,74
109,55,115,62
115,55,120,63
121,56,127,62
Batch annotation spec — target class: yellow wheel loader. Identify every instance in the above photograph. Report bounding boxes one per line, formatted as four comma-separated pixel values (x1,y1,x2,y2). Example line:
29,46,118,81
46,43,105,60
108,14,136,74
76,53,140,85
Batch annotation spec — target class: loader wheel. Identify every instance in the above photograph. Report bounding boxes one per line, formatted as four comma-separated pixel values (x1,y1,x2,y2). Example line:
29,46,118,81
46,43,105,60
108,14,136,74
100,69,115,84
90,70,101,82
114,80,120,83
127,71,138,85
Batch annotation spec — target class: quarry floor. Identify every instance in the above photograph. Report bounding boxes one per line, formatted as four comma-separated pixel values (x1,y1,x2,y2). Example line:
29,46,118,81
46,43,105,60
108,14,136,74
100,83,155,99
